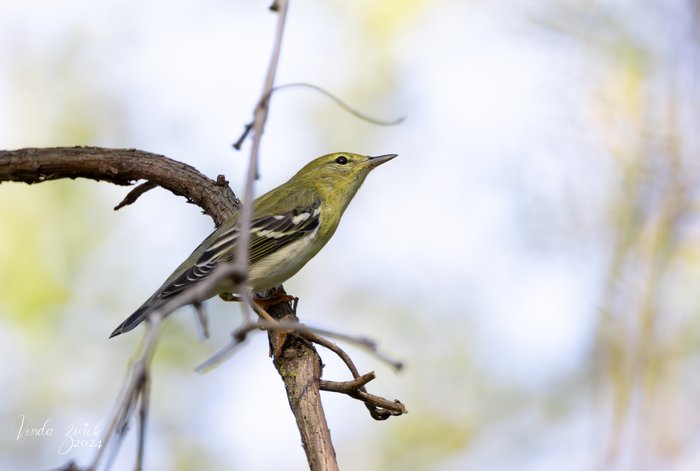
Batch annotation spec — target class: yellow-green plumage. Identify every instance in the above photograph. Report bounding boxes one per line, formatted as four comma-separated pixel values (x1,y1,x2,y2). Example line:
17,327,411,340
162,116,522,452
110,152,396,337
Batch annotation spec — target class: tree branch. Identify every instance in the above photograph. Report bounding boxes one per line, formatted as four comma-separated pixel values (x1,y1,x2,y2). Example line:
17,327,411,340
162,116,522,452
0,146,239,226
266,289,339,471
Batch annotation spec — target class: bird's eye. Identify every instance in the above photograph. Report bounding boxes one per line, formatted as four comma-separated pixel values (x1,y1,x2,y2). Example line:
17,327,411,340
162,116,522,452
335,156,348,165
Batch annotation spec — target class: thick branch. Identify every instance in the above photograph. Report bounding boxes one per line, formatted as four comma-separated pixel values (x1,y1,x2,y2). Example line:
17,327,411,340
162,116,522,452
267,291,339,471
0,146,240,225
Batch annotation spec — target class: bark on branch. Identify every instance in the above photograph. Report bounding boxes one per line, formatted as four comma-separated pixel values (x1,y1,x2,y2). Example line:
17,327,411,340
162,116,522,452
268,294,339,471
0,146,239,226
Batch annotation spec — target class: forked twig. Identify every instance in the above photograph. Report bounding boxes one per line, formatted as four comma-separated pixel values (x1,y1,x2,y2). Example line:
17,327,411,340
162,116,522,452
195,299,407,419
300,330,406,419
195,312,401,374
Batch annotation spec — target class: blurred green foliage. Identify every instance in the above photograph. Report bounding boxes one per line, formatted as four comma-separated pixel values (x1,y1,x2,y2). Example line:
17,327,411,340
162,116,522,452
0,181,100,331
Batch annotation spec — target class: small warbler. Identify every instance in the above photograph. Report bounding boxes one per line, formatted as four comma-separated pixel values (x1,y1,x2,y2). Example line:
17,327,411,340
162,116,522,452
110,152,396,337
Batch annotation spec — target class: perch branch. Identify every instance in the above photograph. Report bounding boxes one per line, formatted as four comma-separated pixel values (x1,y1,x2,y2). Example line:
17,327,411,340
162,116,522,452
265,289,339,471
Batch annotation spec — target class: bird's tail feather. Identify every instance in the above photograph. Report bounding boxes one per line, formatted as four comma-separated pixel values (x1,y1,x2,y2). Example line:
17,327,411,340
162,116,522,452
109,301,161,338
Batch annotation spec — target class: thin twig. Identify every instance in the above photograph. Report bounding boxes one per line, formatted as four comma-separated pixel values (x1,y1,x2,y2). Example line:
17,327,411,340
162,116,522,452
114,181,158,210
91,263,248,468
195,312,402,374
194,300,286,372
319,372,376,392
233,0,289,327
193,302,209,339
232,121,254,150
324,384,406,417
90,315,163,470
194,300,407,419
234,83,404,152
302,325,403,371
194,322,261,373
302,331,362,377
135,374,150,471
271,82,406,126
239,296,402,370
320,373,406,417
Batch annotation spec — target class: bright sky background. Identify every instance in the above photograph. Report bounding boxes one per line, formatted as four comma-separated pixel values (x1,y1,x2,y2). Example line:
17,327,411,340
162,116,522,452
2,0,698,470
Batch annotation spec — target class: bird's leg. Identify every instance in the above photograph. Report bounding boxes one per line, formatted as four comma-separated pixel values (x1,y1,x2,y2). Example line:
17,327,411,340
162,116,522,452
251,289,298,359
220,288,297,358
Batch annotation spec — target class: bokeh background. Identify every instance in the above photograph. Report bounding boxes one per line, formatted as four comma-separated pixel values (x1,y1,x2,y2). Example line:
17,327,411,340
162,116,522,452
2,0,700,470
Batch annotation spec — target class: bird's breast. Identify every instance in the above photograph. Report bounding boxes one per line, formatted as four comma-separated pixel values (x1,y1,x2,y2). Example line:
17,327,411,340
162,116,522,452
248,225,321,291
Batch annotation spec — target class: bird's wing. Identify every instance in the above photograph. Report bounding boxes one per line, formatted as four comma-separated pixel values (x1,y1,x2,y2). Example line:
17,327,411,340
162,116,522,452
158,200,321,298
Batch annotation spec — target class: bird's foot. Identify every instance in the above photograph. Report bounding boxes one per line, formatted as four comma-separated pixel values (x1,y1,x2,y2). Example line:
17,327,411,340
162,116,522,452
219,292,296,309
253,290,297,359
220,289,297,359
253,292,297,310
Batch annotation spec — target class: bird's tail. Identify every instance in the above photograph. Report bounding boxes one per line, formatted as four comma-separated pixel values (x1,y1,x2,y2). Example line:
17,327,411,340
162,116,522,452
109,300,163,338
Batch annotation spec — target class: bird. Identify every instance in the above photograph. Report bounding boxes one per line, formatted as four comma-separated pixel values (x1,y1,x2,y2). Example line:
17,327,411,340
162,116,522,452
109,152,397,338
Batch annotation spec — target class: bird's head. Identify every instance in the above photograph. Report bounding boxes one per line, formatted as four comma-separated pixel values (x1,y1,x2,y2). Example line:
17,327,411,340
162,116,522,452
292,152,397,200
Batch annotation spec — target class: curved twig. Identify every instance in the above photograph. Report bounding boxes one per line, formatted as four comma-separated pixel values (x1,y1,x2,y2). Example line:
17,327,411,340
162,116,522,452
302,330,405,420
272,82,406,126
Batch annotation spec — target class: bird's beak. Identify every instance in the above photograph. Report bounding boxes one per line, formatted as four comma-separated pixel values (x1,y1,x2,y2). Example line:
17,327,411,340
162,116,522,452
367,153,398,168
